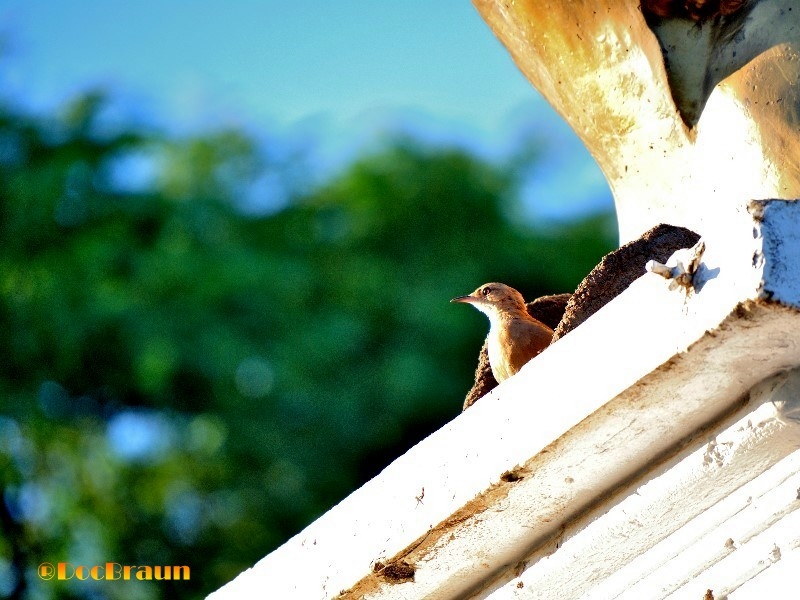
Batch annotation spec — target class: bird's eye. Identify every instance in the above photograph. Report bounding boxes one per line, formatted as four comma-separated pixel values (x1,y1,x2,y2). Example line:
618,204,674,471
481,286,491,297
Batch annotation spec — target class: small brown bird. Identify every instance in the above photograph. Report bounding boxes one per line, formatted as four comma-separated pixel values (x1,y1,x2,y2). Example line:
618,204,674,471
451,283,554,383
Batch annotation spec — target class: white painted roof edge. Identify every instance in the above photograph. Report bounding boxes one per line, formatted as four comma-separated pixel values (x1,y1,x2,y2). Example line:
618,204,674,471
483,368,800,599
207,199,800,599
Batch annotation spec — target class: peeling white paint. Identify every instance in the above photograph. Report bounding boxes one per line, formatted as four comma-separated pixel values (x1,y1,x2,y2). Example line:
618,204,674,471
485,370,800,599
752,200,800,304
646,239,705,291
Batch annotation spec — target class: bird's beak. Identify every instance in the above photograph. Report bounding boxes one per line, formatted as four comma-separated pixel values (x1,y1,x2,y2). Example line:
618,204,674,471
450,294,477,304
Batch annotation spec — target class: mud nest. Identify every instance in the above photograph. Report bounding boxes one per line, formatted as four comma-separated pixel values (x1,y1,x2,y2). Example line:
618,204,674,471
641,0,747,22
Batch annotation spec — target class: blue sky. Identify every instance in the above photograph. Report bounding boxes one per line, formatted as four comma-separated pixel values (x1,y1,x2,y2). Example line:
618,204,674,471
0,0,612,220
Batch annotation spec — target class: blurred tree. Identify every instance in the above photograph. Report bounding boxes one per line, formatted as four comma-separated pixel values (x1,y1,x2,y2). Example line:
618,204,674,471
0,92,615,599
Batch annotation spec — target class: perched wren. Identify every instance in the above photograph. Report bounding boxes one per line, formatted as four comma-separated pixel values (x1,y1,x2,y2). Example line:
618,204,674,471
451,283,554,383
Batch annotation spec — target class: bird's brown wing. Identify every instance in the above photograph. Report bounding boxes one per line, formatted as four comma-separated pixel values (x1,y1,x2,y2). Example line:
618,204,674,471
506,319,553,374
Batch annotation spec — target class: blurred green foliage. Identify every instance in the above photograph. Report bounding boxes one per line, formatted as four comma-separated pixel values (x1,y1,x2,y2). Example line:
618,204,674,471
0,92,615,599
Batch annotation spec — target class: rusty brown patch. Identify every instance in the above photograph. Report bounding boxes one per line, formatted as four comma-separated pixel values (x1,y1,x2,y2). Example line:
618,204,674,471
373,560,415,583
500,469,524,483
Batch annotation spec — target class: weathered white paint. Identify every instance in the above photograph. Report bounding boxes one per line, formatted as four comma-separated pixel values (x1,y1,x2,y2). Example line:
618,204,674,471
483,370,800,599
753,199,800,304
727,534,800,599
208,199,800,599
646,238,705,290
